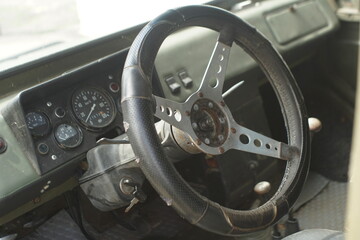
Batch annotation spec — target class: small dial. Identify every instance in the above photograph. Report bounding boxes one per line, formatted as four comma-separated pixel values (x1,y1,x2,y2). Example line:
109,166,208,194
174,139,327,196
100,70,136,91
54,123,83,149
25,112,50,137
72,88,115,129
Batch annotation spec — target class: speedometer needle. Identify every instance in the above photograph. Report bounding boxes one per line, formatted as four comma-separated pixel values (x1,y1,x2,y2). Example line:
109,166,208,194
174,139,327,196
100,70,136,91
85,104,96,122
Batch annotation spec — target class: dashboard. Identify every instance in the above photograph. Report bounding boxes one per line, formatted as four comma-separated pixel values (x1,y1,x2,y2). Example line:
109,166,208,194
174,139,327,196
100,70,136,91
20,54,125,174
0,0,339,224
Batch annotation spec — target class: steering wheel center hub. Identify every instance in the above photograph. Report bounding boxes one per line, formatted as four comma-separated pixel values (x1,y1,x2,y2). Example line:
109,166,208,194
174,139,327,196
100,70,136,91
190,98,229,147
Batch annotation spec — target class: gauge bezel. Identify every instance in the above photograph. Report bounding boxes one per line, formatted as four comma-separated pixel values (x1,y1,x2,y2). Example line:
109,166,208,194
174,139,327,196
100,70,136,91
25,111,51,137
54,123,83,149
71,87,116,130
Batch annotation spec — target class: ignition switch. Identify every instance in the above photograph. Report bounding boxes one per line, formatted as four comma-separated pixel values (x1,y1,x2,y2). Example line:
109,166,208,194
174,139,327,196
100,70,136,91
119,178,147,213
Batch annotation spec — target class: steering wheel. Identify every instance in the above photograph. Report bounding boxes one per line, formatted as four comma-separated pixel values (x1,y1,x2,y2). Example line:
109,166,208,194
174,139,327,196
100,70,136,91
121,5,310,236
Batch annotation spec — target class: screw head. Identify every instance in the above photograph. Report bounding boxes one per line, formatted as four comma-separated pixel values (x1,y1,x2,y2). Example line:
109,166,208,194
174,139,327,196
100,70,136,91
231,128,236,133
0,137,7,154
220,101,225,107
198,92,204,98
185,111,190,116
218,147,225,154
195,139,202,145
204,138,210,145
193,104,199,111
218,135,224,141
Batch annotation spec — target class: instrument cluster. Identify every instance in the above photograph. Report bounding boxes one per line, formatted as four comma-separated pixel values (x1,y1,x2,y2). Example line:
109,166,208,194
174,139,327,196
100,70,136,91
25,86,120,149
21,55,126,174
20,49,162,174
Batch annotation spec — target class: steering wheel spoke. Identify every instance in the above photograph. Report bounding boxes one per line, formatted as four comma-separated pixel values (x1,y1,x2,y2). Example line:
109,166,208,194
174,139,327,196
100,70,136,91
229,122,297,160
153,95,190,132
198,39,231,100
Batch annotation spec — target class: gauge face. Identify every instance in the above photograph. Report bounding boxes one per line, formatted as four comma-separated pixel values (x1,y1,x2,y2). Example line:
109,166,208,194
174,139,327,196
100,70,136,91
72,88,116,129
55,123,83,149
25,112,50,137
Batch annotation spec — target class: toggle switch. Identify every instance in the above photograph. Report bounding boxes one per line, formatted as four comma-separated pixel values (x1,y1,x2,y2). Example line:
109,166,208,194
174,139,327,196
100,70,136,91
178,70,193,88
165,75,181,94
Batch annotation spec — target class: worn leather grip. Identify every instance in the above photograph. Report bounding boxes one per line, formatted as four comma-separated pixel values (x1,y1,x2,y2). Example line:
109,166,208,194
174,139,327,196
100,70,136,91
121,5,310,235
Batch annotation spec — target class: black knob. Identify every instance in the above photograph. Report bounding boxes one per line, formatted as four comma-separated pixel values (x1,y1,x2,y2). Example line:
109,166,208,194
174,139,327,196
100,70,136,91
37,143,49,155
54,107,66,118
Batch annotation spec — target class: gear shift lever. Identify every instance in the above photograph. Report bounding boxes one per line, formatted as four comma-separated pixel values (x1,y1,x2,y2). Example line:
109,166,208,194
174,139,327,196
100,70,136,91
308,117,322,134
254,181,271,197
253,181,271,206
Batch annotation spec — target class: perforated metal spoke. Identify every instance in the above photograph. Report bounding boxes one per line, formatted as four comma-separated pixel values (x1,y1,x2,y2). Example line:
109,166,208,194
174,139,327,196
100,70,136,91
153,37,297,160
198,40,231,100
153,95,190,133
229,123,297,160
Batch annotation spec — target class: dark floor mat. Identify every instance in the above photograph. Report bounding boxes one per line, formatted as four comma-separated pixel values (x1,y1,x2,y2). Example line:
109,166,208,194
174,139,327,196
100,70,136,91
290,59,354,182
22,210,87,240
78,194,190,240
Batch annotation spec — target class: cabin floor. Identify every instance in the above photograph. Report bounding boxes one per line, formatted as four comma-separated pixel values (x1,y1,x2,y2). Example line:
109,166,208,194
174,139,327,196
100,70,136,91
22,171,347,240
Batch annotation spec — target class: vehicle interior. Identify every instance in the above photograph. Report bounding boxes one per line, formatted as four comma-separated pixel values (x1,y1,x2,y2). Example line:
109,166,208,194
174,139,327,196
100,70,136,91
0,0,358,239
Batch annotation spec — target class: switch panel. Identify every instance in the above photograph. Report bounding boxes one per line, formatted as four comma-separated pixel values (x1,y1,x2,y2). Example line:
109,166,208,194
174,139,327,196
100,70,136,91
165,75,181,94
178,70,193,88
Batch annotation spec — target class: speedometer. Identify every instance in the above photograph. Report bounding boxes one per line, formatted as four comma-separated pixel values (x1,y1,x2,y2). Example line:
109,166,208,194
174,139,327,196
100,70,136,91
72,88,116,129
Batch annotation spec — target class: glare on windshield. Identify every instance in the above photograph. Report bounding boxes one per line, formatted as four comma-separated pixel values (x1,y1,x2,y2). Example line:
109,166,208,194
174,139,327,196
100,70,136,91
0,0,204,72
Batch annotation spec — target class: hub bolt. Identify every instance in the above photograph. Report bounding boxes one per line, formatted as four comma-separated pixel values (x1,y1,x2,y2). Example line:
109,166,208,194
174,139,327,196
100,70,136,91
193,104,199,111
218,135,224,141
219,147,225,154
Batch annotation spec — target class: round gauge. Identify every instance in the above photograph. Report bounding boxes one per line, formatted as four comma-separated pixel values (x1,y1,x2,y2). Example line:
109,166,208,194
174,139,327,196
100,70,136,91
54,123,83,149
25,112,50,137
72,88,116,129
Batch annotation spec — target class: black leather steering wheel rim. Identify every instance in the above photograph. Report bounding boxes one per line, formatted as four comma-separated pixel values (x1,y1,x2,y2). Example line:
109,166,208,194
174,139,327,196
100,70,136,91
121,5,310,235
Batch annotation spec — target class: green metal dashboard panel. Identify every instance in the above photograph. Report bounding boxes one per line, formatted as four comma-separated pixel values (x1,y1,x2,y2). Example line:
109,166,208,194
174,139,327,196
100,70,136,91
155,0,339,103
266,1,328,44
0,112,39,198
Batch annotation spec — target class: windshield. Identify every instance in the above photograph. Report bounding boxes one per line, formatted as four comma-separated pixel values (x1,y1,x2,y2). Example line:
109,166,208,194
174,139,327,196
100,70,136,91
0,0,211,72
